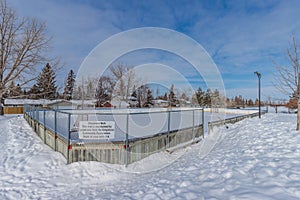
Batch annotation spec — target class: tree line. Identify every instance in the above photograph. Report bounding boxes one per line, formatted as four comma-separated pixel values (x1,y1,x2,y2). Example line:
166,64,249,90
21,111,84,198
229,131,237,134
5,61,263,109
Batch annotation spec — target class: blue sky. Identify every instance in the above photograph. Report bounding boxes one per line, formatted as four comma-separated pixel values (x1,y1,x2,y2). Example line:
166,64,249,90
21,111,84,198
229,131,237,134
10,0,300,101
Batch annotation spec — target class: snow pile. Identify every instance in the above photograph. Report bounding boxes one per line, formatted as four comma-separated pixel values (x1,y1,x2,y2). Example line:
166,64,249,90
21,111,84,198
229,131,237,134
1,113,300,199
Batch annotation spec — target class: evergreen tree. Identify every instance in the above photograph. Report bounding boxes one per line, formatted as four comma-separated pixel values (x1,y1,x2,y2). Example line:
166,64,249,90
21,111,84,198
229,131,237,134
136,85,147,108
28,84,40,99
8,82,22,98
169,84,178,106
169,84,175,101
163,92,168,100
193,87,205,106
63,69,76,100
35,63,57,99
7,81,15,97
23,89,27,98
131,85,137,98
131,90,137,99
145,89,153,107
95,76,114,105
248,99,254,106
14,84,22,98
180,92,188,101
255,98,259,106
204,88,212,107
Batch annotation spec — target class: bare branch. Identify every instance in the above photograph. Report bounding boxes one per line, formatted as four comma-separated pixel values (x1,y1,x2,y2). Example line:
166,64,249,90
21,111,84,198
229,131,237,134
0,0,52,98
274,35,300,97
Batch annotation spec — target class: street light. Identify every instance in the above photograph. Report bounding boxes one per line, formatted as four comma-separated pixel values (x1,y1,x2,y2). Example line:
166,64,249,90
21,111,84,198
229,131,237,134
254,71,261,118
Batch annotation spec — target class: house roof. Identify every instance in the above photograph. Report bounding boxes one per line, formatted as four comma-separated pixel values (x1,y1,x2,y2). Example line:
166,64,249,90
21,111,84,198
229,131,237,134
46,99,96,106
4,99,60,105
4,99,96,106
152,99,169,104
110,99,129,107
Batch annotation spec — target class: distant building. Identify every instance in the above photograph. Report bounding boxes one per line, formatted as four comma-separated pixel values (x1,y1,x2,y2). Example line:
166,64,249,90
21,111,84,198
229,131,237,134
3,99,97,114
47,100,96,110
152,99,169,107
178,99,192,107
3,99,57,114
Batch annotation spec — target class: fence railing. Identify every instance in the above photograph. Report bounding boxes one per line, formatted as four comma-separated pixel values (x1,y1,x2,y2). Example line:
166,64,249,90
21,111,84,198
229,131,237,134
208,110,267,133
24,105,205,165
24,105,266,165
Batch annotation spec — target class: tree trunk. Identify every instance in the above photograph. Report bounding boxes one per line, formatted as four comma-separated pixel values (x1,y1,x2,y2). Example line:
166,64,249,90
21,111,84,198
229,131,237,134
0,95,3,115
0,105,3,115
297,98,300,130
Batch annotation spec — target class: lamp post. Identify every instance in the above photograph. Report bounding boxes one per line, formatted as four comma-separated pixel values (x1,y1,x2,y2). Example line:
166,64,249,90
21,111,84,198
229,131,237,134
254,71,261,118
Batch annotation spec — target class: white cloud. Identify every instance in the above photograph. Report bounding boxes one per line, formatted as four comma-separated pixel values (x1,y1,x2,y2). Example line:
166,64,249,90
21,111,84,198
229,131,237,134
9,0,300,100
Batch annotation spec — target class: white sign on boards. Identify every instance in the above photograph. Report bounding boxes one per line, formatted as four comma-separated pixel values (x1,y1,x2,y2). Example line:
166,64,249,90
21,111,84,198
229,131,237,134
79,121,115,140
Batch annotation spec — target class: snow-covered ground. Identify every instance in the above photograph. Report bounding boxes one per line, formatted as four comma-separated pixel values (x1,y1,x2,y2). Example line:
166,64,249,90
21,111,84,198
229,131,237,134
1,113,300,199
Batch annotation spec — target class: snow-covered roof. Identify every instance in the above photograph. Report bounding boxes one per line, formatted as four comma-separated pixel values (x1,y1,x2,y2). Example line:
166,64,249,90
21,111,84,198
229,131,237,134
46,99,96,106
69,100,96,106
152,99,169,104
128,96,137,101
4,99,97,106
4,99,61,105
110,100,129,108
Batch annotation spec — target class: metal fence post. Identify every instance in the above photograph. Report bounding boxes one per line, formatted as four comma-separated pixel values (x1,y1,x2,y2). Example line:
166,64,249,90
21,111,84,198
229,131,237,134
192,110,195,140
27,105,29,118
125,113,130,167
31,105,33,119
167,110,171,148
35,106,38,132
67,113,71,164
202,108,205,138
28,106,31,125
54,110,57,151
35,106,37,122
125,113,129,167
43,109,46,144
23,104,26,118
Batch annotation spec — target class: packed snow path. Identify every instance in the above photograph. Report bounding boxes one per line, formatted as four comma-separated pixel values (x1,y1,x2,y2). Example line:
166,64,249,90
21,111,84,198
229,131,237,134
1,113,300,199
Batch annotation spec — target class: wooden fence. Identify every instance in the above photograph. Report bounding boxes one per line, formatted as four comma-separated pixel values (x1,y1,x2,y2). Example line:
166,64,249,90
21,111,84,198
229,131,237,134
4,106,23,114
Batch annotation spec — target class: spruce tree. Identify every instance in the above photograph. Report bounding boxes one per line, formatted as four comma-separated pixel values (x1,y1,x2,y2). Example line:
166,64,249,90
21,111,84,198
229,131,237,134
131,90,137,99
36,63,57,99
7,81,15,97
8,82,22,98
131,85,137,98
193,87,205,106
63,69,76,100
95,76,114,105
163,92,168,100
12,84,22,98
145,89,153,106
204,88,212,107
169,84,178,106
28,84,40,99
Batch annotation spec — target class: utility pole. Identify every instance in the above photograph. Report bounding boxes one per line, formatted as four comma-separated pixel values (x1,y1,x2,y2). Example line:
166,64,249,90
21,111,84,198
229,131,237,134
254,71,261,118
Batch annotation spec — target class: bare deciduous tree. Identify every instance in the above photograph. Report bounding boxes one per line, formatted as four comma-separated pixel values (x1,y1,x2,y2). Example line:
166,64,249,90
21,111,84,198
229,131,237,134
0,0,51,113
110,63,142,102
274,35,300,130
